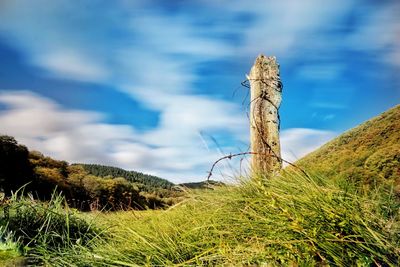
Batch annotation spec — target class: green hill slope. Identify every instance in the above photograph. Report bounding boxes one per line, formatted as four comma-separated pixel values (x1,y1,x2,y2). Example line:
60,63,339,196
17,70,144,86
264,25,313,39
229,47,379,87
298,104,400,193
179,180,224,189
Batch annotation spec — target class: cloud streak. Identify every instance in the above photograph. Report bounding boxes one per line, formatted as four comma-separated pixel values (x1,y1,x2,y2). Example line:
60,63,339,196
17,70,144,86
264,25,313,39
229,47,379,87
280,128,337,163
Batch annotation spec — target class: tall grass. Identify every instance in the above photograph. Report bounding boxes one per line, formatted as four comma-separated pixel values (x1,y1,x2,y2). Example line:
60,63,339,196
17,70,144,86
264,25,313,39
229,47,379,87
28,170,399,266
0,189,103,265
0,225,23,266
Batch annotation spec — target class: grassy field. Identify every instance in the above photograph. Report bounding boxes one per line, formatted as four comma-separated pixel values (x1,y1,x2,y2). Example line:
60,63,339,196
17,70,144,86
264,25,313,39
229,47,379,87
1,169,399,266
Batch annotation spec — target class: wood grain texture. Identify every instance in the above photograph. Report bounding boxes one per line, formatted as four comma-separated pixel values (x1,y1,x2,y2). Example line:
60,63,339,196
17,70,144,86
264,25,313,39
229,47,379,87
249,54,282,176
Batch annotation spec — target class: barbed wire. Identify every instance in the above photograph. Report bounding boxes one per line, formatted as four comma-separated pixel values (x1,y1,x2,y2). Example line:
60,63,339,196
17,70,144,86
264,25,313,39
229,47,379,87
206,58,310,182
206,151,310,181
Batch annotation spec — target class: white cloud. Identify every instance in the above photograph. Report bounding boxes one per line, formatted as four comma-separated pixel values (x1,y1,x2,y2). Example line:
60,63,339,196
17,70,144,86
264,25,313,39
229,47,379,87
0,0,112,83
36,50,109,81
129,14,233,58
345,2,400,68
138,94,247,144
280,128,337,163
226,0,354,59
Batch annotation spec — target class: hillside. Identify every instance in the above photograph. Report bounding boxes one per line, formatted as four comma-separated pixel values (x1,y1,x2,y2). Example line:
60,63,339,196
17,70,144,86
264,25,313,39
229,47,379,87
298,104,400,193
77,163,174,191
0,136,183,210
180,180,225,189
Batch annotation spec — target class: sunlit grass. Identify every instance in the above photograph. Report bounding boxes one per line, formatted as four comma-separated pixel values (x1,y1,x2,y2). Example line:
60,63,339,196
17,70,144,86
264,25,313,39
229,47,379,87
0,190,103,265
10,169,398,266
0,225,24,266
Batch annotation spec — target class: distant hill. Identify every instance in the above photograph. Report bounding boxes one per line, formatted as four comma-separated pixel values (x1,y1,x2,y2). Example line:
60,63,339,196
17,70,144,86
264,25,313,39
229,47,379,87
297,104,400,193
179,180,225,189
76,163,174,191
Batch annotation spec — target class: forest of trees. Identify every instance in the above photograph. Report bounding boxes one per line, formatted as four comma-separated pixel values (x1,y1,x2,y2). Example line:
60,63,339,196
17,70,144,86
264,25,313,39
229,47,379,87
79,164,174,191
0,135,184,211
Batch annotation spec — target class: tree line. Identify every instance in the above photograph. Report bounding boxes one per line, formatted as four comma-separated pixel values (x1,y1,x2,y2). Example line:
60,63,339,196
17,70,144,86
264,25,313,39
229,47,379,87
79,164,174,191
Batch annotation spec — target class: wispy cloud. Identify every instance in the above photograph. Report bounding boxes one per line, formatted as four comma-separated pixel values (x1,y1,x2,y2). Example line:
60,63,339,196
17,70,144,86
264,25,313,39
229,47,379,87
280,128,337,163
345,1,400,69
36,50,109,82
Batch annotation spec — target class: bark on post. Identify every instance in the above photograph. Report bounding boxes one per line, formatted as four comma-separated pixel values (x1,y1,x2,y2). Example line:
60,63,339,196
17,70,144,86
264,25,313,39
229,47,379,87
249,54,282,176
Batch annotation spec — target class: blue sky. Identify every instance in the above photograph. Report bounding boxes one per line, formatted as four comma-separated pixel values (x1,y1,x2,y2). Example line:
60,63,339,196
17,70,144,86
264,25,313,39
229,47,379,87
0,0,399,183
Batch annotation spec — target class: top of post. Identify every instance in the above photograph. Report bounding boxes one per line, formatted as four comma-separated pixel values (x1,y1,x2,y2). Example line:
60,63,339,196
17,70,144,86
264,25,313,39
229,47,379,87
254,54,278,66
250,54,280,77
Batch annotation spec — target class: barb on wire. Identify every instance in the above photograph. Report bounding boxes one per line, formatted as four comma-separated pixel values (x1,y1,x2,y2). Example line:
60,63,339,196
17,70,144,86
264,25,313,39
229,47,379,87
241,79,251,89
206,152,256,181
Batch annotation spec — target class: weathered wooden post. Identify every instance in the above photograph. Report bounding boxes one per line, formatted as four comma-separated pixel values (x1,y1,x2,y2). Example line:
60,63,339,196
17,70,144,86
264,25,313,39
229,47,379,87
248,54,282,176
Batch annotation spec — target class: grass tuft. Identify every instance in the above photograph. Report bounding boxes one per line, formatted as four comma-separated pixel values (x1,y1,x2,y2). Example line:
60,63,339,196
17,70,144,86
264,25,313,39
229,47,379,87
0,189,103,265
